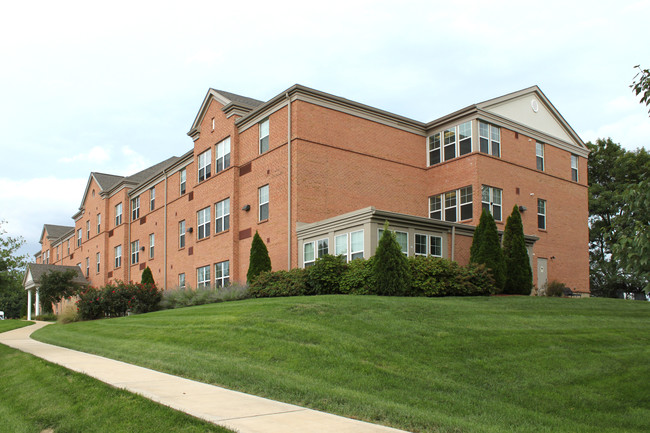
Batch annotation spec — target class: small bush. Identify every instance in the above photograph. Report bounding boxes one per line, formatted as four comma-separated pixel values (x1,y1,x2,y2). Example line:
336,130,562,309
374,223,411,296
545,280,567,297
34,312,58,322
75,282,162,320
247,231,272,283
340,257,376,295
306,254,348,295
77,288,104,320
248,269,309,298
409,256,496,297
58,302,80,324
160,283,249,309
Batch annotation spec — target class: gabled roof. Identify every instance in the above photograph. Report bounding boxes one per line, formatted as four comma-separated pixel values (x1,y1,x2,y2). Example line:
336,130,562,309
124,156,181,186
93,172,124,191
39,224,74,245
23,263,88,290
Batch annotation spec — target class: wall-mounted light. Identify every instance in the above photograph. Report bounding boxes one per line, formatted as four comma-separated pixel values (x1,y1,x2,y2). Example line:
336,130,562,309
140,246,145,252
187,227,193,233
519,206,527,212
551,256,556,260
242,204,251,212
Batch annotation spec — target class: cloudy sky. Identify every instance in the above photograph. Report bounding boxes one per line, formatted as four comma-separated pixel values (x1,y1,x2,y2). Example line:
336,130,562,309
1,0,649,257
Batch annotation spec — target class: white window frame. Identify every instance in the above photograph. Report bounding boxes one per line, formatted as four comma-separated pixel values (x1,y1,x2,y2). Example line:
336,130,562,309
430,236,442,257
85,257,89,277
131,240,139,265
429,195,442,220
215,137,231,174
481,185,503,221
479,122,500,157
414,234,443,257
86,220,90,240
150,187,155,211
180,169,186,195
335,233,348,262
96,252,101,274
259,184,269,221
317,238,329,259
571,155,579,182
259,118,269,154
179,273,186,288
303,241,315,268
197,207,210,240
378,229,408,255
430,186,472,222
414,234,428,256
97,213,101,234
538,199,547,230
67,239,70,255
536,142,545,171
350,230,364,260
131,196,140,221
428,121,472,166
77,229,82,247
149,233,155,259
197,265,210,288
215,260,230,288
115,245,122,268
459,186,473,221
115,203,122,226
198,149,212,182
444,191,457,223
179,220,186,248
215,198,230,233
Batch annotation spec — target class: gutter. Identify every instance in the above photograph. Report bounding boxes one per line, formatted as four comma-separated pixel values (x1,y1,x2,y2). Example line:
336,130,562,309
287,92,292,269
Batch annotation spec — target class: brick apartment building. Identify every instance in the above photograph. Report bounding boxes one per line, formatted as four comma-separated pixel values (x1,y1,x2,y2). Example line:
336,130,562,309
32,84,590,294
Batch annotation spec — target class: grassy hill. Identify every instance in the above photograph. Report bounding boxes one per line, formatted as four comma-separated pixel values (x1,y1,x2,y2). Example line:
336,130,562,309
33,295,650,433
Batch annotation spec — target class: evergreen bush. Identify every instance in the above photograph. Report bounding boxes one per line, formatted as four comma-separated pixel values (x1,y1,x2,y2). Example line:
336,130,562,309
373,222,410,296
247,231,272,283
408,256,496,297
470,209,506,292
340,257,376,295
141,266,155,286
502,205,533,295
306,254,348,294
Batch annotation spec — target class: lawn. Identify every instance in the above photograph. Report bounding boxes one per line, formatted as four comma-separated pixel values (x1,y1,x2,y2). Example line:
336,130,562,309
0,321,233,433
33,295,650,433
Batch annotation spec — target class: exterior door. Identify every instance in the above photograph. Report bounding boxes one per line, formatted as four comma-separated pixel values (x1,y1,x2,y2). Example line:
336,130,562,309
537,258,548,290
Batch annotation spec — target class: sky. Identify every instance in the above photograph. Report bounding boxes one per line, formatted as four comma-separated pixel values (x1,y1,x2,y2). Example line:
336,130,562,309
1,0,649,258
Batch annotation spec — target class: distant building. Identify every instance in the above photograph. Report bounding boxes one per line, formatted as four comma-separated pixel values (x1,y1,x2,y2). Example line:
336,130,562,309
32,84,589,293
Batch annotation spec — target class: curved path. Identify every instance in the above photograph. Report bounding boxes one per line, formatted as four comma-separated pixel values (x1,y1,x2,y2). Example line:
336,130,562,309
0,321,409,433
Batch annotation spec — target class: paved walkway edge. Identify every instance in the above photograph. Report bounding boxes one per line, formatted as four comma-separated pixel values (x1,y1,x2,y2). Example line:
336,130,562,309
0,322,410,433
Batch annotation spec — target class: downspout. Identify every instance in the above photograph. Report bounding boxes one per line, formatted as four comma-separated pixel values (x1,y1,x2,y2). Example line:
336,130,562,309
451,226,456,261
163,169,168,291
287,92,292,269
127,193,131,283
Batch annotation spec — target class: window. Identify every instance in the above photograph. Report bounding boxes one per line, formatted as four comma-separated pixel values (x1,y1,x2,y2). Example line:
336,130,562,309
571,155,579,182
67,239,70,255
115,203,122,226
482,186,503,221
96,252,100,274
335,234,348,262
378,229,408,255
131,196,140,221
150,187,155,211
114,245,122,268
538,199,547,230
429,186,472,222
197,207,210,240
97,213,101,234
215,198,230,233
211,117,215,131
259,118,269,154
429,121,472,166
536,142,544,171
317,239,329,258
198,149,211,182
178,273,186,288
197,265,210,288
215,261,230,288
86,220,90,240
216,137,231,173
259,185,269,221
180,169,186,195
179,220,186,248
85,257,89,277
131,240,139,265
415,234,443,257
479,122,500,157
77,229,82,247
350,230,364,260
303,242,315,267
56,246,59,260
149,233,155,259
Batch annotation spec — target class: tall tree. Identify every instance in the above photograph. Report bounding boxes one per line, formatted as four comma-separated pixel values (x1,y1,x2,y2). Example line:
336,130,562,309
373,221,410,296
470,209,506,292
0,221,29,318
247,231,271,283
631,65,650,115
502,205,533,295
588,138,650,297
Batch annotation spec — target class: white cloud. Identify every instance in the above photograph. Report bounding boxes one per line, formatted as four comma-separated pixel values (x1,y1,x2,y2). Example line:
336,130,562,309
58,146,111,164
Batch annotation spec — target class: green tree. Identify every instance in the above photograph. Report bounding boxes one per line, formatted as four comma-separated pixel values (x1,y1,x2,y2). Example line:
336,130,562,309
588,138,650,297
373,221,410,296
38,269,83,313
502,205,533,295
631,65,650,115
141,266,155,286
247,231,271,284
470,209,506,292
0,221,29,318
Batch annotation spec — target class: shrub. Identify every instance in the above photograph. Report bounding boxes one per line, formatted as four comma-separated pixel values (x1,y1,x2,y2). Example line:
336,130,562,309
409,256,496,297
34,312,58,322
340,257,376,295
75,282,162,320
141,266,155,286
58,302,80,324
247,231,272,283
77,288,104,320
503,205,533,295
545,280,567,297
159,283,249,309
306,254,348,294
470,209,506,292
373,222,410,296
248,269,308,298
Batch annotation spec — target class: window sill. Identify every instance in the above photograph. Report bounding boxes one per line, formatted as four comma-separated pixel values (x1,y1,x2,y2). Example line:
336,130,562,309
214,229,230,237
196,235,211,243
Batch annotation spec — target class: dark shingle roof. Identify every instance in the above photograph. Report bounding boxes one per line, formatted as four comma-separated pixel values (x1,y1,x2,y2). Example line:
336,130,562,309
26,263,88,286
212,89,264,109
125,156,181,186
93,172,124,191
43,224,74,240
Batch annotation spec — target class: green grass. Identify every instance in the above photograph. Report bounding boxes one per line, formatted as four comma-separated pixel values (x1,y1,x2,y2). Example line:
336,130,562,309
33,296,650,433
0,344,233,432
0,320,33,333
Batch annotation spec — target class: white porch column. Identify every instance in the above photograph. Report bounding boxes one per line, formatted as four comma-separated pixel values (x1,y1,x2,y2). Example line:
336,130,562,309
35,288,40,317
27,289,32,321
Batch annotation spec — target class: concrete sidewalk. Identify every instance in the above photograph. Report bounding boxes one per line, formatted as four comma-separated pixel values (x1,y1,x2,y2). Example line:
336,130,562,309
0,322,409,433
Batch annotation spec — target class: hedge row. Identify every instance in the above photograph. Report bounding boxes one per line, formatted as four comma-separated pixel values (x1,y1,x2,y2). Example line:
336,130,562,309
76,282,161,320
249,255,496,298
